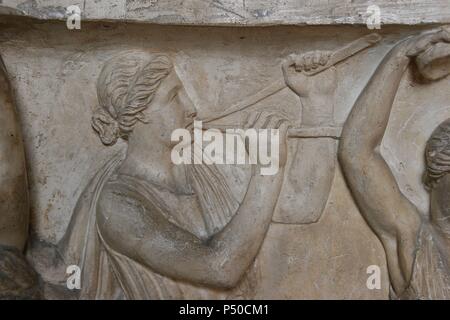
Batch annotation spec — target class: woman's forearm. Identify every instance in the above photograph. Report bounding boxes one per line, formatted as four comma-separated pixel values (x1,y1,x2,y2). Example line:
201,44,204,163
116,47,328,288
340,45,410,155
337,41,422,293
103,166,285,289
208,170,284,282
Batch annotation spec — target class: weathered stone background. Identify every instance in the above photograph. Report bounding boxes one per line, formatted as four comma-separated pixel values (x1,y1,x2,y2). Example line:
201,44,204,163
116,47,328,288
1,1,450,299
0,0,450,25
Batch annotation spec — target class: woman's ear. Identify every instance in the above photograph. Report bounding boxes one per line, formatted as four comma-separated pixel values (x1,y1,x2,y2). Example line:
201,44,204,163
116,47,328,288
92,108,120,146
135,111,151,124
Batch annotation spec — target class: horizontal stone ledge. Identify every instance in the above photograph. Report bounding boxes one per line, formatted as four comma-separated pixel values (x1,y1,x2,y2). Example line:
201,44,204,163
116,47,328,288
0,0,449,26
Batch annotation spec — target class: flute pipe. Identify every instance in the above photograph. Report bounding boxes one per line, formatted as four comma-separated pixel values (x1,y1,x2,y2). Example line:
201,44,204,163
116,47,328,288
302,33,382,76
196,124,343,139
202,79,286,124
201,33,381,124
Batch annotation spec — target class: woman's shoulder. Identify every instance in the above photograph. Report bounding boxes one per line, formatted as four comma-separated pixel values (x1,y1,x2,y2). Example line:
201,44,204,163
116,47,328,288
99,176,142,211
96,177,155,253
97,177,149,231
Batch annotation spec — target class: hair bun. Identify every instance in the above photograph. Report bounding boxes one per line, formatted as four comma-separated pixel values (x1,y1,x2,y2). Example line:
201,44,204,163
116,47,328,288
92,107,120,146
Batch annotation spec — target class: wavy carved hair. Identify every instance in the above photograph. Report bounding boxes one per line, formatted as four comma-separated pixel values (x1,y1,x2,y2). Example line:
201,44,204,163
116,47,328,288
92,51,173,145
424,118,450,189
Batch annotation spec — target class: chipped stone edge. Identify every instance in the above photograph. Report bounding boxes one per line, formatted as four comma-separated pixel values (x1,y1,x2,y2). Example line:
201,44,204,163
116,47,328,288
1,4,450,27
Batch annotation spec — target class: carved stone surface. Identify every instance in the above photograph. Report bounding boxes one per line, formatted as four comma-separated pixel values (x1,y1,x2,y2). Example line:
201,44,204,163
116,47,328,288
1,0,450,25
1,3,450,300
0,52,41,299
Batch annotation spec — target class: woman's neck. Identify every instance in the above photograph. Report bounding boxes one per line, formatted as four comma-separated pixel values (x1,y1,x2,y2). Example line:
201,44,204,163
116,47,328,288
117,136,177,191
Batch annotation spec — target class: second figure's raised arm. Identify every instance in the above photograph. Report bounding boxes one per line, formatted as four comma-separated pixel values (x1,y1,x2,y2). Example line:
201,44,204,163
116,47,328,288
337,36,426,294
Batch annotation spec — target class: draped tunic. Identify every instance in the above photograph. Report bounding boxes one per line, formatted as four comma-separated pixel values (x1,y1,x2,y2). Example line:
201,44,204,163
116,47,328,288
58,149,256,299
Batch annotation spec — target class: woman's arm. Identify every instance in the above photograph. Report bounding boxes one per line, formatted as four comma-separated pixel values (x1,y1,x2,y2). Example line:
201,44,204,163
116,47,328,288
337,37,429,293
98,120,288,289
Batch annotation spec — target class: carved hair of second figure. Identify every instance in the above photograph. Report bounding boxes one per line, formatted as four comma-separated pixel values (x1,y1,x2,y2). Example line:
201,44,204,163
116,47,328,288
57,51,289,299
339,27,450,299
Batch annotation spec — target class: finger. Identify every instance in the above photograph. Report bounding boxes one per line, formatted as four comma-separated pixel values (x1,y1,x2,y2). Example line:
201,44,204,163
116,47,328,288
275,118,290,130
282,53,300,72
267,115,290,130
281,54,299,72
442,25,450,42
250,111,268,129
266,113,288,129
251,111,273,129
406,32,435,56
286,54,296,66
278,117,291,129
243,111,260,129
261,113,278,129
294,60,303,72
304,54,313,71
438,26,450,42
278,121,291,137
281,55,295,72
406,39,429,57
254,111,268,129
319,53,328,66
408,30,447,56
428,29,449,44
313,51,321,65
266,115,282,129
281,55,298,83
294,54,306,72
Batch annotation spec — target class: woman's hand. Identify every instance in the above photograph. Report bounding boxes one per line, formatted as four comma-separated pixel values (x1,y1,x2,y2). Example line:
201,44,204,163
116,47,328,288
406,26,450,57
242,111,291,169
281,50,337,98
391,26,450,59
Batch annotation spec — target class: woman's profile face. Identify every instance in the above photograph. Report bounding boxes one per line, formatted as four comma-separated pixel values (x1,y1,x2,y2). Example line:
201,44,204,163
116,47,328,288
141,70,197,147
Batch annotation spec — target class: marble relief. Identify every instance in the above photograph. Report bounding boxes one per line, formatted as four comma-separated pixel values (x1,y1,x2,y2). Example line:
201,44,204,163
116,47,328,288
0,3,450,299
